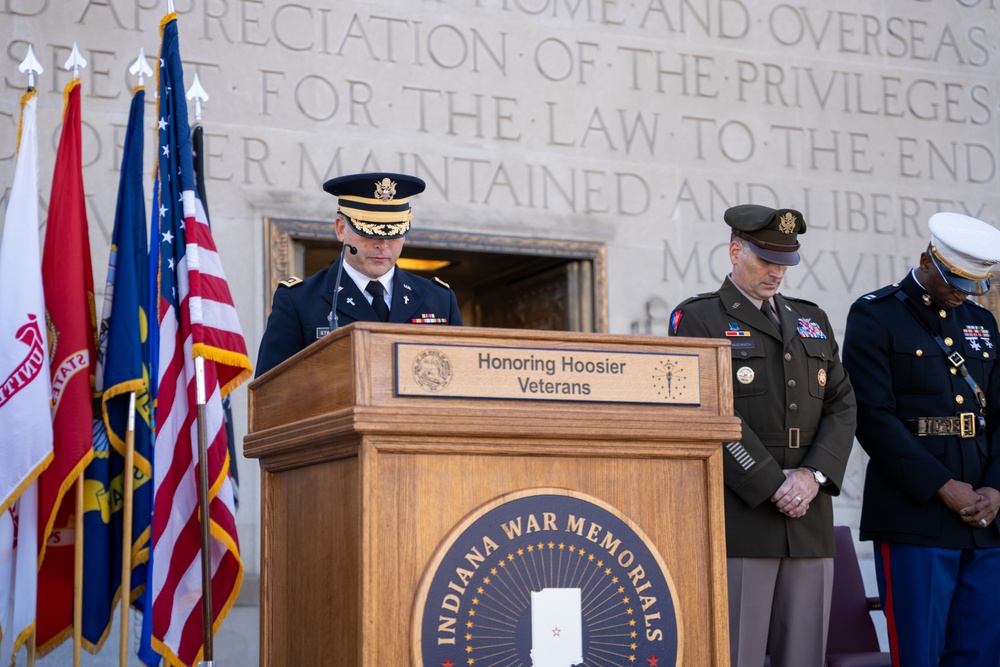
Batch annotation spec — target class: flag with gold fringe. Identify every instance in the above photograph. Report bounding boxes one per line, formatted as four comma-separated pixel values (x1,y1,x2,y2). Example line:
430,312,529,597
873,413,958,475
36,78,98,654
0,89,54,667
150,13,251,666
81,83,155,653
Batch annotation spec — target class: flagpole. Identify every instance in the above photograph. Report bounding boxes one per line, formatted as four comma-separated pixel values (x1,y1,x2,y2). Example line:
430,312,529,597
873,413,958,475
187,63,217,667
15,45,45,667
118,391,136,666
73,477,83,667
194,356,215,666
63,41,89,667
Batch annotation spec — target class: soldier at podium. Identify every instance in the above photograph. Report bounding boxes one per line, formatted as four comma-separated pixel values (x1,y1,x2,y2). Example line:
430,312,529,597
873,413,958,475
256,172,462,376
668,205,856,667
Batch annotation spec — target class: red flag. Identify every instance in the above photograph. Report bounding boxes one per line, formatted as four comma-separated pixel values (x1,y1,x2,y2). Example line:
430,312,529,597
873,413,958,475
36,79,98,653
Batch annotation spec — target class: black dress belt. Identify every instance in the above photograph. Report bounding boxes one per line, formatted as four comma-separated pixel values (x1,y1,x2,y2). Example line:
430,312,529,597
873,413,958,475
906,413,984,438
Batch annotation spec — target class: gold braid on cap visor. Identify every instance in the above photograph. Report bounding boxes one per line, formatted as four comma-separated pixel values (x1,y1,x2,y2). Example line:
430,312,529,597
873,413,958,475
931,245,994,281
338,194,413,237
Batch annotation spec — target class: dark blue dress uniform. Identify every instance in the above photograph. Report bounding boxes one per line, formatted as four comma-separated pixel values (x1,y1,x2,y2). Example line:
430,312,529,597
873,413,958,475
255,262,462,376
671,278,856,558
843,211,1000,667
844,274,1000,548
256,171,462,377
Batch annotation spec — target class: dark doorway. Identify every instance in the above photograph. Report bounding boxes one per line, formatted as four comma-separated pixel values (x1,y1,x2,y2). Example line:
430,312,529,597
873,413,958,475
264,219,608,333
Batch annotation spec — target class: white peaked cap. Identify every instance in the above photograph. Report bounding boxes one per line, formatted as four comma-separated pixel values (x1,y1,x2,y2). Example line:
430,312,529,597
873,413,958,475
928,212,1000,294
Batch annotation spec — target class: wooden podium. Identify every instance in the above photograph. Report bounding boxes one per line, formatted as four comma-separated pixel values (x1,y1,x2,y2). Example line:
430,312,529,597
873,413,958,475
244,323,739,666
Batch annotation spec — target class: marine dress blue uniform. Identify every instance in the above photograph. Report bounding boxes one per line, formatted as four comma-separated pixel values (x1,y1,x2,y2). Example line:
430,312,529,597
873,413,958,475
843,212,1000,667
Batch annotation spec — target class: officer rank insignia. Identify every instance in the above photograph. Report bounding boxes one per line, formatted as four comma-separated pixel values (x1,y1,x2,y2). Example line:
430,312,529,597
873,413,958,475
796,318,827,339
964,325,993,351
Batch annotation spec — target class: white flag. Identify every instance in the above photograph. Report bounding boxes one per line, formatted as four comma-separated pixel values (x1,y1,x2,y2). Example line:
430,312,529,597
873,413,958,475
0,91,53,667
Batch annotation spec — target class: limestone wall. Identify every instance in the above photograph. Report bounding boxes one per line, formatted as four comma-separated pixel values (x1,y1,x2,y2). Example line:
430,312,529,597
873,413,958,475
3,0,999,574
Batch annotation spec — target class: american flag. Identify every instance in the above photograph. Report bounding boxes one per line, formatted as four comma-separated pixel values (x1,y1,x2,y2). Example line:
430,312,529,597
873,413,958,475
150,14,252,666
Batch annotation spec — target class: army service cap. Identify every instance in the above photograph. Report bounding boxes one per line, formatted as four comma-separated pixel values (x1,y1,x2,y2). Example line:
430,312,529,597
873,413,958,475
928,212,1000,295
323,172,426,239
724,204,806,266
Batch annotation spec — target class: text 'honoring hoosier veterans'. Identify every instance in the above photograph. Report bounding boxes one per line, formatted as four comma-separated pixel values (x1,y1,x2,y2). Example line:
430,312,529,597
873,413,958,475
395,343,701,404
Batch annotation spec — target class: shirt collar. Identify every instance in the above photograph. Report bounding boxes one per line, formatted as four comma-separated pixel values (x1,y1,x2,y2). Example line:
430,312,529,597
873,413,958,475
727,274,767,310
342,260,394,299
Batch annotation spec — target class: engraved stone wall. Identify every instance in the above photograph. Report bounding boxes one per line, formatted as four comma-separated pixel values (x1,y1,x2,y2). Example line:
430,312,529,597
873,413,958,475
3,0,999,581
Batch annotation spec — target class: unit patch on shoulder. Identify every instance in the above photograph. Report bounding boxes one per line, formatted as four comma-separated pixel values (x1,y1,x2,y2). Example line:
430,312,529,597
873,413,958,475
669,309,683,334
279,276,303,288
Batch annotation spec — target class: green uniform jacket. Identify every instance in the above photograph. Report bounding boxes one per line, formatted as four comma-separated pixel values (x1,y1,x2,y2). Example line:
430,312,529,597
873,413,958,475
670,277,857,557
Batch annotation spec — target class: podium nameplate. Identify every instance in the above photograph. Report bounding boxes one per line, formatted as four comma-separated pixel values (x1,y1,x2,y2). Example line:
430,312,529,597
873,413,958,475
395,343,701,405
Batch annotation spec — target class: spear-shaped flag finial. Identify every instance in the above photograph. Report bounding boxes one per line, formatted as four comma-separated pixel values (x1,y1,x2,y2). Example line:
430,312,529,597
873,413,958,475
18,44,44,89
63,41,87,80
129,48,153,87
186,71,209,121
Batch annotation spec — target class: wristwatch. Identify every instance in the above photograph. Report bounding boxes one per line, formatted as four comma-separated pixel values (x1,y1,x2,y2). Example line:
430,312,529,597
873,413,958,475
808,467,829,486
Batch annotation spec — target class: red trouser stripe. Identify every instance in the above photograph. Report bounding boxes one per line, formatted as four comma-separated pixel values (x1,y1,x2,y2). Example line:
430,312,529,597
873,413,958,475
880,542,902,667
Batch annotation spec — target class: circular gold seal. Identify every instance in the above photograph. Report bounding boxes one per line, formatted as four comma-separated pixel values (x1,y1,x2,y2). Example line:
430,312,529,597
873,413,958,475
736,366,755,385
412,489,682,667
412,348,453,392
817,368,827,387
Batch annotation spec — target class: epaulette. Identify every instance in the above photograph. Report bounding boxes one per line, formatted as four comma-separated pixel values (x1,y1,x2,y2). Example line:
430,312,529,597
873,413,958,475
279,276,303,288
782,294,819,307
433,276,452,290
678,291,718,305
968,298,986,309
857,283,901,303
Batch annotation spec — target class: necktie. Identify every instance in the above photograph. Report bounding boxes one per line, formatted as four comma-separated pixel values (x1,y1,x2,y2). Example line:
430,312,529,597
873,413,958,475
366,280,390,322
760,299,781,334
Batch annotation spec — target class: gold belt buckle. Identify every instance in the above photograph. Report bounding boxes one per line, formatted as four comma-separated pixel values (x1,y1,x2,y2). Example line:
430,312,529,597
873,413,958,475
788,427,801,448
959,413,976,438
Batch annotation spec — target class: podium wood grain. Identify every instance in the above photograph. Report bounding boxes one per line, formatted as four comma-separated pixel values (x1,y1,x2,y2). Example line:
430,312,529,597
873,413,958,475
245,322,738,666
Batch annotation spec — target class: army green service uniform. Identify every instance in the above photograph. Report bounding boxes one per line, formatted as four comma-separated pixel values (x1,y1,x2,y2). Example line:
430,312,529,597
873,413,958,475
671,277,856,558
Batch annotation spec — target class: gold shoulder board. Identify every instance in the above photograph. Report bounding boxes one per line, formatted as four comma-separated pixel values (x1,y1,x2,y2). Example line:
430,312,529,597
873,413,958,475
433,277,451,289
279,276,303,288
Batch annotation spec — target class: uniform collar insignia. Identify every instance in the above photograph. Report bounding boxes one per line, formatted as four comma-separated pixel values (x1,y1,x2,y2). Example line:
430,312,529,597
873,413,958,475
403,283,412,291
346,297,355,306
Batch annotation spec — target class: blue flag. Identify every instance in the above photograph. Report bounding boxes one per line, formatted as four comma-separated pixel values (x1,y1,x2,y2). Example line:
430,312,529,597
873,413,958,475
82,86,155,657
